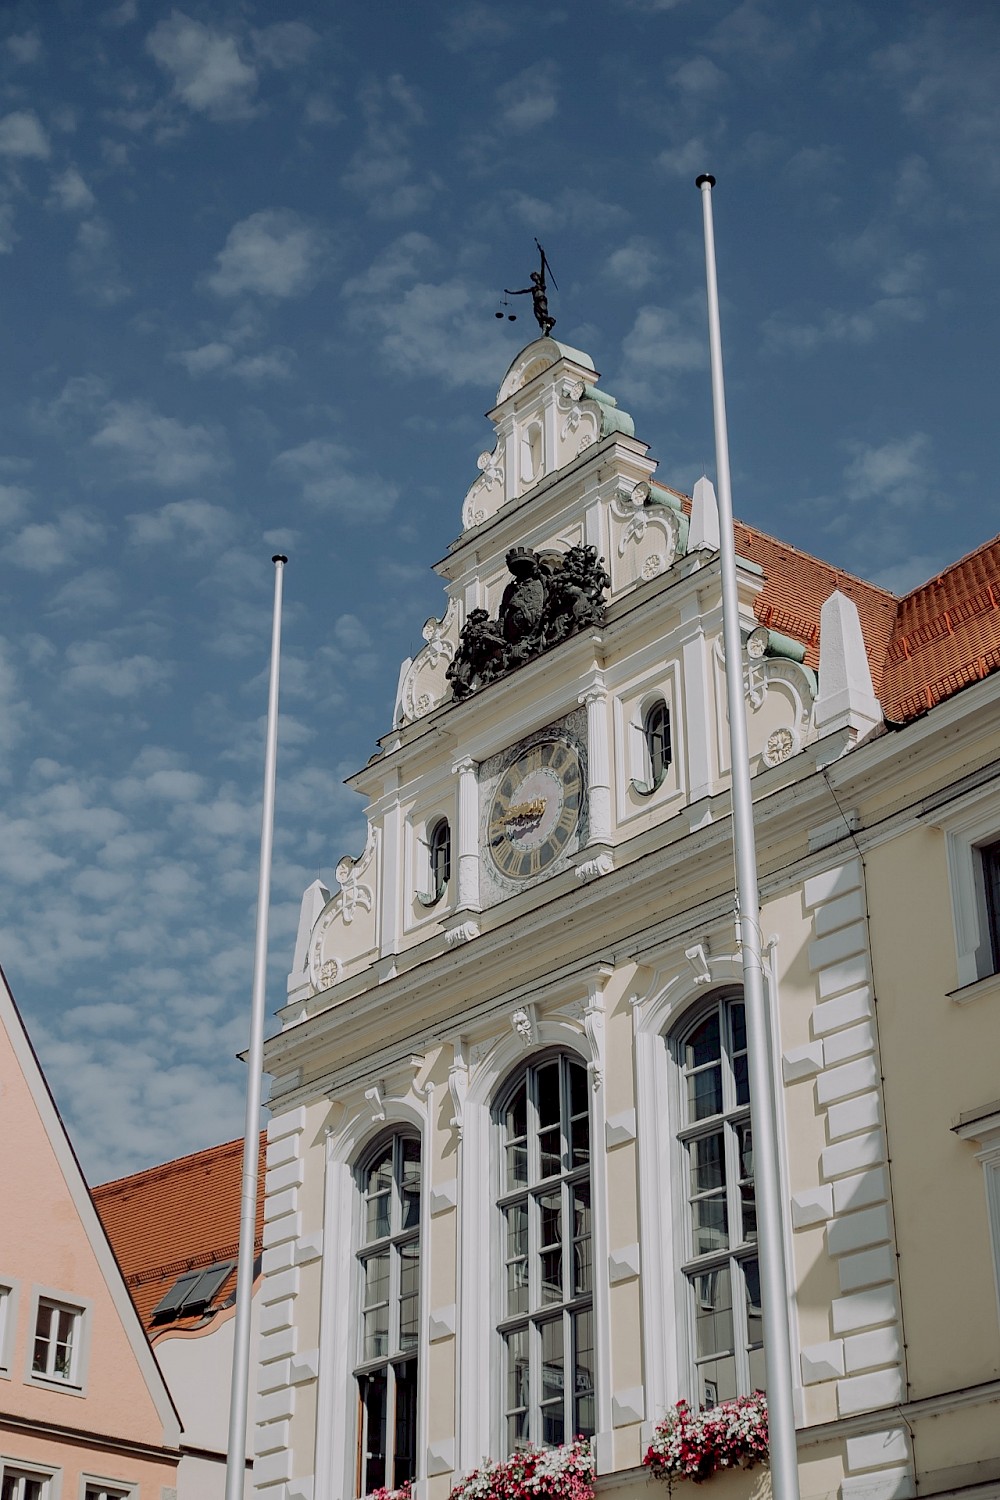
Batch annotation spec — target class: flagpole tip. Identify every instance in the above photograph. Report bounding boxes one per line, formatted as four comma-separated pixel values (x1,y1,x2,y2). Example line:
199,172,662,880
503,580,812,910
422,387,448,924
695,173,716,189
272,554,288,565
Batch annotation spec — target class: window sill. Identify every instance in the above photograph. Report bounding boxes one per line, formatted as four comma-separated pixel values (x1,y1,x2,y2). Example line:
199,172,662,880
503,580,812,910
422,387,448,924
947,971,1000,1006
25,1373,85,1397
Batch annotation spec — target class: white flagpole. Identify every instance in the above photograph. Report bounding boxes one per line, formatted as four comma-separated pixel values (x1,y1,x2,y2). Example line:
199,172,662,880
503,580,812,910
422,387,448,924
225,554,288,1500
694,175,801,1500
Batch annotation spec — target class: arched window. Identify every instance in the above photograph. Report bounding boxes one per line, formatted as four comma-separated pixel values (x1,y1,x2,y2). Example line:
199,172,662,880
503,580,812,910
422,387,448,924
674,994,763,1407
496,1054,595,1453
417,818,451,908
355,1134,421,1496
430,819,451,902
632,699,671,796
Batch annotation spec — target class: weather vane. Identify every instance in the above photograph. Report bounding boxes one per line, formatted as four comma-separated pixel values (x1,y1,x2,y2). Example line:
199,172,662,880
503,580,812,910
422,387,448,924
496,239,558,336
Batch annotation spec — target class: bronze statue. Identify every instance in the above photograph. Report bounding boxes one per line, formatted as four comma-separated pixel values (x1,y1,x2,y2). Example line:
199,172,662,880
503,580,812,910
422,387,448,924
446,541,609,701
505,242,557,337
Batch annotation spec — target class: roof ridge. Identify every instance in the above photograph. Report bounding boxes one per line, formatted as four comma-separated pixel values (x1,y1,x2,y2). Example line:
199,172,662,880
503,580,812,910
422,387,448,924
735,519,900,600
898,531,1000,602
92,1130,263,1196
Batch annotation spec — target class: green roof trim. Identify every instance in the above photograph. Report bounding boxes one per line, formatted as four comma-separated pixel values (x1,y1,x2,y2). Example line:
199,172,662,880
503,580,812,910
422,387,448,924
582,383,635,439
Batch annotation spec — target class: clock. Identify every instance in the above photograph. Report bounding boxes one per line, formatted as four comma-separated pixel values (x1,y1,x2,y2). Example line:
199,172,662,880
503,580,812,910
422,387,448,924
486,737,584,881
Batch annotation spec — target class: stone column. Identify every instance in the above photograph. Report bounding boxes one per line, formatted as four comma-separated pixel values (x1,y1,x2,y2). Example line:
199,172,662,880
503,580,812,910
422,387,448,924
580,687,612,844
454,756,480,910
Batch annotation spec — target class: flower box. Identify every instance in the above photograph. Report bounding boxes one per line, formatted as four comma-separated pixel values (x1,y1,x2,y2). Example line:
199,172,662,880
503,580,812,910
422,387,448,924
644,1394,769,1485
449,1437,595,1500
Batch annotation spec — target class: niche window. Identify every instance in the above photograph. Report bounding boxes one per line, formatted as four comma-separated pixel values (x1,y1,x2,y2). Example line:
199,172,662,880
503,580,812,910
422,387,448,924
355,1134,421,1497
496,1054,595,1453
633,699,671,796
673,995,764,1407
417,819,450,907
1,1470,49,1500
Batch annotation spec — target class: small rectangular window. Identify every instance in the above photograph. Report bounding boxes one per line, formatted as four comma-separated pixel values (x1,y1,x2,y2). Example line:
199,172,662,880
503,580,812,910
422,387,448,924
84,1487,130,1500
0,1285,12,1373
32,1298,81,1383
1,1469,48,1500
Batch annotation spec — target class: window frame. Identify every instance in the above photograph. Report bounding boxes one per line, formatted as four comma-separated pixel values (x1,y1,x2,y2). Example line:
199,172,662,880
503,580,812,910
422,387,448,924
0,1280,19,1380
632,699,671,797
24,1290,90,1395
353,1131,423,1498
0,1461,57,1500
80,1480,132,1500
669,992,764,1408
927,780,1000,988
415,815,452,910
493,1052,596,1455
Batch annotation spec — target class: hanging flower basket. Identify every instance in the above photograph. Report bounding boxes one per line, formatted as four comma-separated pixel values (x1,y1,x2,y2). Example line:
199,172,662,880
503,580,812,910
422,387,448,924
449,1437,595,1500
644,1394,769,1485
368,1485,412,1500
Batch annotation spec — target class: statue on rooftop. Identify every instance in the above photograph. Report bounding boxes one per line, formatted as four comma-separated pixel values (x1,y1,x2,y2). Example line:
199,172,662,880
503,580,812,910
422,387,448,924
505,241,558,337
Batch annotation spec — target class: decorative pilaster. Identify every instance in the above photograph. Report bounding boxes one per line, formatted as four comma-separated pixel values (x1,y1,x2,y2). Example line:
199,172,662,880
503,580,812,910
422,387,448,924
454,756,480,910
580,686,612,845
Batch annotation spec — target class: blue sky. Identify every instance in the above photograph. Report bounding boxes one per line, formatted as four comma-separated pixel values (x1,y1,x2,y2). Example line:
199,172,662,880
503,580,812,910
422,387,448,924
1,0,997,1182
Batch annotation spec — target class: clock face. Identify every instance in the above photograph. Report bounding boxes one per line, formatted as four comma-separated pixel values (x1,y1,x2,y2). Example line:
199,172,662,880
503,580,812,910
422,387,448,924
487,738,583,881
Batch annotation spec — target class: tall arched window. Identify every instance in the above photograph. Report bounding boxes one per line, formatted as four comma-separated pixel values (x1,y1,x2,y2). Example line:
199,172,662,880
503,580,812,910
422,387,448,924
430,818,451,902
355,1134,421,1496
674,994,763,1407
496,1053,595,1453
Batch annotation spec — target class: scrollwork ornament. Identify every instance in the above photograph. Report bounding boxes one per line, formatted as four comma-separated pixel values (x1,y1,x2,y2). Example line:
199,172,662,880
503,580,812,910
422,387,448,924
763,726,797,767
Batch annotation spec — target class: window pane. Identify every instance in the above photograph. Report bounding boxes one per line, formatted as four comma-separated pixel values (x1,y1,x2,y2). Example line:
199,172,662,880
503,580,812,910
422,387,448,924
697,1354,737,1408
363,1252,390,1359
507,1142,528,1191
505,1328,529,1451
506,1082,527,1141
733,1053,750,1106
694,1265,734,1358
400,1138,421,1230
536,1063,560,1129
685,1013,721,1070
749,1343,767,1392
689,1131,725,1194
730,1003,746,1053
692,1194,729,1256
572,1182,592,1295
568,1060,589,1120
359,1372,387,1493
573,1308,595,1438
688,1064,723,1121
744,1256,764,1354
393,1359,418,1487
505,1202,529,1316
365,1148,393,1242
538,1126,561,1180
540,1319,565,1447
398,1241,420,1351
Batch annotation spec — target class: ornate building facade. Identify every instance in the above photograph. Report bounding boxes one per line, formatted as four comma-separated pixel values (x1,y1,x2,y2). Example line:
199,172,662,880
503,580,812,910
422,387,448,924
253,338,1000,1500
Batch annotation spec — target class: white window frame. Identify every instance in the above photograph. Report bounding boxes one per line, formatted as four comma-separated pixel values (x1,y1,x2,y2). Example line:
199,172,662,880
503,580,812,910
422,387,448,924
25,1289,90,1394
456,1008,613,1477
0,1280,20,1379
0,1459,59,1500
80,1481,132,1500
927,780,1000,989
494,1052,596,1454
315,1095,431,1500
953,1107,1000,1330
613,663,684,826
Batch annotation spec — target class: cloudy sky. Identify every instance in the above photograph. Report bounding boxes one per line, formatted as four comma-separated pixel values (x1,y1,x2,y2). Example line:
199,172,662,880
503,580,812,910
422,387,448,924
1,0,997,1182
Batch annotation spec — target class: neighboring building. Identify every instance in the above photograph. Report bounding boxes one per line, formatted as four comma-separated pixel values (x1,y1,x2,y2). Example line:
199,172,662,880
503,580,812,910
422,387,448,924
253,336,1000,1500
0,966,181,1500
93,1138,265,1500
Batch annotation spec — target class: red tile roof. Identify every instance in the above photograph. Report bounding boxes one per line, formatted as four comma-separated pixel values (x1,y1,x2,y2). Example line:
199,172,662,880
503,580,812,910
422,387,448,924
657,483,1000,728
92,1133,265,1334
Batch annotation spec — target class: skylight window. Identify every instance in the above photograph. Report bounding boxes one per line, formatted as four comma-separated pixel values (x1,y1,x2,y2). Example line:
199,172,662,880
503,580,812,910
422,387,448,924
151,1261,234,1323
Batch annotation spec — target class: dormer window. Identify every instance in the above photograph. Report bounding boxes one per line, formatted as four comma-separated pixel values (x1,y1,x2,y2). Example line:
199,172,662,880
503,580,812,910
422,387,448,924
417,818,451,908
632,699,671,796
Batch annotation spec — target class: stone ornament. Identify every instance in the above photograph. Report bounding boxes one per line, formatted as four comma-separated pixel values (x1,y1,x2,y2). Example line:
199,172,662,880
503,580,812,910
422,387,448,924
446,543,610,702
763,726,798,767
397,601,459,726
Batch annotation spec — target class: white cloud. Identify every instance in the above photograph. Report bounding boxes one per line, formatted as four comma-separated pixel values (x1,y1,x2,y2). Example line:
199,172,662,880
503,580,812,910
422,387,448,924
617,302,708,403
0,483,30,524
146,11,258,120
47,167,96,213
341,75,438,220
762,295,925,353
0,202,16,253
176,340,234,375
0,110,50,159
8,510,104,573
655,136,712,177
69,217,130,305
207,209,326,299
497,63,558,132
250,22,318,69
444,4,512,52
273,439,400,520
48,568,119,614
843,433,933,506
670,56,726,97
342,232,436,297
7,31,42,64
347,273,520,389
92,400,229,486
64,640,172,697
127,497,236,549
606,237,661,292
174,340,294,383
